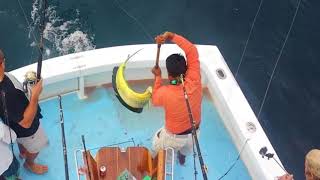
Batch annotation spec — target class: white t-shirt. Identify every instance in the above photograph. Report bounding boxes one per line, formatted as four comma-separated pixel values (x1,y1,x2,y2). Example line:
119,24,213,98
0,121,17,175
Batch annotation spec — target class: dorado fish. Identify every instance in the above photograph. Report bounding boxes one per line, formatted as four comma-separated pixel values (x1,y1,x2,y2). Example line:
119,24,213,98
112,49,152,113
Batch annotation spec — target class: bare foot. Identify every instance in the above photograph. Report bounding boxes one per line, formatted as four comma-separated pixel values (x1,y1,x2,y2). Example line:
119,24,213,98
24,162,48,174
178,151,186,165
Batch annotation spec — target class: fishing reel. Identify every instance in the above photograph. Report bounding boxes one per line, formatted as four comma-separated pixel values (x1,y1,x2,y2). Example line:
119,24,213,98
23,71,37,93
259,146,274,160
259,146,289,176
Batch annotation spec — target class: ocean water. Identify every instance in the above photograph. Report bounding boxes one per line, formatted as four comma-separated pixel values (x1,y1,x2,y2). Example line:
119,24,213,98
1,0,320,179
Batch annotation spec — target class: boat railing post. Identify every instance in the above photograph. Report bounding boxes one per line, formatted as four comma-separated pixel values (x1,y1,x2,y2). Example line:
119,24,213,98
74,149,82,180
77,76,87,99
165,147,174,180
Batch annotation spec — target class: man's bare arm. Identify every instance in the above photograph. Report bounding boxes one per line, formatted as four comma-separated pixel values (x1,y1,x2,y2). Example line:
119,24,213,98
18,79,42,128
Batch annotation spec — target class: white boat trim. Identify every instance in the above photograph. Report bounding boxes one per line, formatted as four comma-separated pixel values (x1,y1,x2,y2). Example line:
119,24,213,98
10,44,284,179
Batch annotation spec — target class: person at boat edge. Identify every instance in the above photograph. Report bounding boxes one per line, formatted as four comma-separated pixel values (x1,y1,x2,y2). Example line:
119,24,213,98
0,49,49,175
151,31,202,165
278,149,320,180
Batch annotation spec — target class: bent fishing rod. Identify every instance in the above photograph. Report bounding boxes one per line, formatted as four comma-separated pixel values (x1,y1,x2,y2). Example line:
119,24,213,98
58,95,69,180
180,75,208,180
23,0,47,93
36,0,48,81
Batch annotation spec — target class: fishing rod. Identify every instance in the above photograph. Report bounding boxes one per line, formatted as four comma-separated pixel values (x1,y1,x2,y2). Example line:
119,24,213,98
0,91,14,154
36,0,48,81
58,95,69,180
180,75,208,180
22,0,48,93
81,135,92,180
259,146,288,174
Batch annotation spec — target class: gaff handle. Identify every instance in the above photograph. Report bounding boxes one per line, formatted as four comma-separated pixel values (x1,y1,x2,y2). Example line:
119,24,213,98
155,44,161,68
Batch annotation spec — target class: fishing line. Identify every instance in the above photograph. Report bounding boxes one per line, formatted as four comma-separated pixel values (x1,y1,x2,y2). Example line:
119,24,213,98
257,0,301,119
79,139,136,151
222,1,302,178
235,0,264,78
114,0,154,42
16,0,40,51
217,139,250,180
17,0,47,85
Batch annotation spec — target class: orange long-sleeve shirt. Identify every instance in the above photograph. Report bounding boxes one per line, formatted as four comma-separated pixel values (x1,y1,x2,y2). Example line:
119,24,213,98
152,34,202,134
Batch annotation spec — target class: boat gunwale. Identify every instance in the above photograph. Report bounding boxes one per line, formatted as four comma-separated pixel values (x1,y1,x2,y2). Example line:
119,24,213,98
10,44,284,179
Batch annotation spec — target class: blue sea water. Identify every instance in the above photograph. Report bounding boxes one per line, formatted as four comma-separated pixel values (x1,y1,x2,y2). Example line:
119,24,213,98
1,0,320,179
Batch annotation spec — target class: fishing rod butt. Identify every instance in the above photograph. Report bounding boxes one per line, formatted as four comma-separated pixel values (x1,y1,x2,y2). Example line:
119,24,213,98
58,95,63,108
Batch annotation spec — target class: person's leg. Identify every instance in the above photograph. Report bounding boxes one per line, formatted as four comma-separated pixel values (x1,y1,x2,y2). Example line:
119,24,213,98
23,149,48,174
151,128,165,157
177,135,190,165
177,151,186,165
18,144,27,159
178,130,200,166
153,128,189,165
17,126,49,174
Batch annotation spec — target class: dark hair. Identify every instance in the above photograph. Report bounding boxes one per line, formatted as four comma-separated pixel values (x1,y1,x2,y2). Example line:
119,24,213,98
166,54,187,77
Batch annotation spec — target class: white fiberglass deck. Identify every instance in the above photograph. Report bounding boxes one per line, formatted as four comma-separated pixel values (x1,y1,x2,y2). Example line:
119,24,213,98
18,86,250,180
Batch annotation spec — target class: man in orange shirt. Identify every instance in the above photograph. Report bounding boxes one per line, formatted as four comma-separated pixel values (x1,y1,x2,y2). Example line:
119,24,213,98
151,32,202,165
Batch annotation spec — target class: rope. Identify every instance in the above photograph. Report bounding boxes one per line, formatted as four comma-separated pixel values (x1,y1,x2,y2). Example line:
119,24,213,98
257,0,301,119
235,0,264,78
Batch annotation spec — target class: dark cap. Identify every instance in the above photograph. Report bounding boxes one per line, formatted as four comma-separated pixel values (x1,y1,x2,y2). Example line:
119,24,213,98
166,54,187,77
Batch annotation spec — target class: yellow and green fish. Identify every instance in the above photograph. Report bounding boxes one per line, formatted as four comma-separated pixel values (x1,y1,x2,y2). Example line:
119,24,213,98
112,49,152,113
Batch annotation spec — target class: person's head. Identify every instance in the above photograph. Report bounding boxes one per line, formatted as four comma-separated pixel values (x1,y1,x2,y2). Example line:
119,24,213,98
166,53,187,81
305,149,320,180
0,49,5,75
